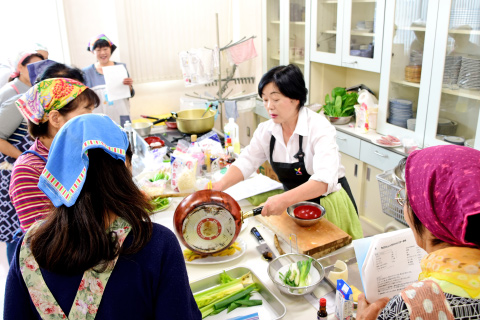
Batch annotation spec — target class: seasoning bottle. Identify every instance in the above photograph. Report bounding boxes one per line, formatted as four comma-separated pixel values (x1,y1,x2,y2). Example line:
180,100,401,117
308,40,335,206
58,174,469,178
317,298,327,320
226,146,236,165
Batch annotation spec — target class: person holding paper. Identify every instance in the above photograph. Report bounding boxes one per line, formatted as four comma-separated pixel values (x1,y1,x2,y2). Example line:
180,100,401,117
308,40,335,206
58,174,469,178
212,64,362,239
357,145,480,320
83,34,134,126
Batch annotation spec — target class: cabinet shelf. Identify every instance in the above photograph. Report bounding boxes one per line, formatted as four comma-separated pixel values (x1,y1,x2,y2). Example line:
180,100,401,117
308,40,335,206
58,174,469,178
270,20,305,26
396,26,426,32
322,0,376,2
448,29,480,35
391,80,480,101
270,55,280,61
290,59,305,65
350,30,375,36
323,30,337,34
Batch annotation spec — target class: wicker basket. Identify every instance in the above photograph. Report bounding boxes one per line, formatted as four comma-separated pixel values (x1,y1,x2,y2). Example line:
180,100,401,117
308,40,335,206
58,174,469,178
376,170,408,226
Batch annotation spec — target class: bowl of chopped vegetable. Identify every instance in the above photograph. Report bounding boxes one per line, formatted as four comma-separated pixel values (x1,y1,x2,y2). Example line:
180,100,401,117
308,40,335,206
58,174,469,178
267,253,325,296
286,201,326,227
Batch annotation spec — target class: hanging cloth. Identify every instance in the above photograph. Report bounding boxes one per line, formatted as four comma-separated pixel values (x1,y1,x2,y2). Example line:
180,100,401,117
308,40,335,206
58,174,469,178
19,217,132,319
226,38,257,65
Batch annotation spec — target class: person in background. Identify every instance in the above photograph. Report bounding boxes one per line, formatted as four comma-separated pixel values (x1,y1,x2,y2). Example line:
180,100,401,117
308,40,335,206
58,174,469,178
83,34,134,126
4,114,201,319
212,64,362,239
0,52,44,106
357,145,480,320
7,77,98,264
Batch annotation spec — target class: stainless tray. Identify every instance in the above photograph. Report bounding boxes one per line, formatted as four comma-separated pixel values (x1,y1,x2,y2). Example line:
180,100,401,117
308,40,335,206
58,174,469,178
317,246,364,301
190,266,286,319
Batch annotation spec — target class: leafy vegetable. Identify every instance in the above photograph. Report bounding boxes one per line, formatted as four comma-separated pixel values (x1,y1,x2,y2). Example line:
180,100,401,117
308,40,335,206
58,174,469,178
279,258,313,289
220,270,236,284
320,87,358,117
149,171,170,182
150,197,170,212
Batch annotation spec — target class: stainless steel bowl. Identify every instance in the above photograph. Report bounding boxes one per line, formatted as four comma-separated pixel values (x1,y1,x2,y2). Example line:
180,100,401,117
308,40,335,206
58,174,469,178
132,121,153,137
287,201,326,227
328,116,353,125
268,253,325,296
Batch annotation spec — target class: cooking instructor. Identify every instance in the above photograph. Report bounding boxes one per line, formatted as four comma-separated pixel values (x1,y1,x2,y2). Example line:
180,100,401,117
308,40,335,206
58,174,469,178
212,64,362,239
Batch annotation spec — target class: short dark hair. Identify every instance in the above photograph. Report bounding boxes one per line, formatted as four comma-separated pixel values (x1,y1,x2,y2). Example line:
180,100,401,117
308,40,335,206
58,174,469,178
30,148,153,275
8,53,45,82
258,64,308,110
27,88,100,138
92,39,117,54
38,63,85,84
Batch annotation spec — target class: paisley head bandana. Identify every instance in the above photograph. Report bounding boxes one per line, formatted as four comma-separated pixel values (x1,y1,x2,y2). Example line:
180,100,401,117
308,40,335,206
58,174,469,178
87,34,115,52
15,78,87,125
38,114,128,207
405,145,480,247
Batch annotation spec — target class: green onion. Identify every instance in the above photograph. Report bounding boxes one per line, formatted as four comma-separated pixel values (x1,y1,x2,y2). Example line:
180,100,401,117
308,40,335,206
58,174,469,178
213,284,256,310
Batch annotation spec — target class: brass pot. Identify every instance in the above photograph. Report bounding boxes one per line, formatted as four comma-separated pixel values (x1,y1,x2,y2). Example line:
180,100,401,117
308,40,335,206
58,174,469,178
173,109,216,134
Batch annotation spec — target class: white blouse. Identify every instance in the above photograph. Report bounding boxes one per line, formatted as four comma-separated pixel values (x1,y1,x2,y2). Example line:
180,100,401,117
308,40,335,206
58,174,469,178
233,107,345,195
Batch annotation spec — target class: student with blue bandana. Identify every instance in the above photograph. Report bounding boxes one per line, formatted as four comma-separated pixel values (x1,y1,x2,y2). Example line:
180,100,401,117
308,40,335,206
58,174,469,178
4,114,201,319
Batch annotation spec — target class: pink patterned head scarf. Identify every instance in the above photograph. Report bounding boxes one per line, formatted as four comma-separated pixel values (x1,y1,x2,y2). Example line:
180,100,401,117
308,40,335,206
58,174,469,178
405,145,480,247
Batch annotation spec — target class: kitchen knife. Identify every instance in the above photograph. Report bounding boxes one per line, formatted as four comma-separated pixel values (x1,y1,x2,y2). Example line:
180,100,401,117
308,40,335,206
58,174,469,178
250,227,276,261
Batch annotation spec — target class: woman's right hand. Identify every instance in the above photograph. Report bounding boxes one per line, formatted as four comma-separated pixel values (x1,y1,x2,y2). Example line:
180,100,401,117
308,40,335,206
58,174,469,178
210,181,223,191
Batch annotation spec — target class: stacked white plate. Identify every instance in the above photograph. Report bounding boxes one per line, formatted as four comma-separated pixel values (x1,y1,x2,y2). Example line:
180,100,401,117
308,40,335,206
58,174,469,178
388,99,413,128
443,55,462,86
458,56,480,90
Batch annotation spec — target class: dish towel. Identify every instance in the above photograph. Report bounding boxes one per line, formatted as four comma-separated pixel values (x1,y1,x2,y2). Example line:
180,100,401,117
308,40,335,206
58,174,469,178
38,114,128,207
224,100,239,121
320,188,363,240
226,38,257,65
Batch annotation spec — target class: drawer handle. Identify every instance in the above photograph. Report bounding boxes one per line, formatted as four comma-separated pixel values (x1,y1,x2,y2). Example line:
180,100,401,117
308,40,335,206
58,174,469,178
337,138,347,141
374,151,387,158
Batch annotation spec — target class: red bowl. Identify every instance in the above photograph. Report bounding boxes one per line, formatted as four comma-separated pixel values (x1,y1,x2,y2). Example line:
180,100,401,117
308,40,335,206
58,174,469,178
166,121,177,129
144,136,165,147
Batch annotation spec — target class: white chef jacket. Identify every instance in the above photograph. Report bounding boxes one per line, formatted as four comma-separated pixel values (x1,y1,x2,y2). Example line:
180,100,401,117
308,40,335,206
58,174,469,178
233,107,345,195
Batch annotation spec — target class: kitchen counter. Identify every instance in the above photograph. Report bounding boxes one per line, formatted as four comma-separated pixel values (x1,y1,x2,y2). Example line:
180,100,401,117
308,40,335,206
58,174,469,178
150,197,342,319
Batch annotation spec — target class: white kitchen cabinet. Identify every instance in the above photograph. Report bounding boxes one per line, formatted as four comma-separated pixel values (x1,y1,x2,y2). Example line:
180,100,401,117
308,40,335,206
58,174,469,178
310,0,386,73
377,0,480,149
262,0,311,94
340,152,363,213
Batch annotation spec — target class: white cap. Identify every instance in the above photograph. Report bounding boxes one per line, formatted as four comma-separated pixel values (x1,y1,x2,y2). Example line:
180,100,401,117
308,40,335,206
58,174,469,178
229,118,235,123
228,146,234,152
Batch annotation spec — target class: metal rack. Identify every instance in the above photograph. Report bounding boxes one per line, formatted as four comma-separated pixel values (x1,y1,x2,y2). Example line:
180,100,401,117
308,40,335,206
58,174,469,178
185,13,257,130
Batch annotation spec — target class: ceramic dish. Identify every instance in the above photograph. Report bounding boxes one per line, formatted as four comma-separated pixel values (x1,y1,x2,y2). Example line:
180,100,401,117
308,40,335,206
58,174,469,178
183,237,246,265
371,138,402,148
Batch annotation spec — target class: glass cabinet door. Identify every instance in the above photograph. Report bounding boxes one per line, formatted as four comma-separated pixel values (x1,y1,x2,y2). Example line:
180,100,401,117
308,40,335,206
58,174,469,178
377,0,437,146
310,0,343,65
287,0,307,72
342,0,385,72
424,0,480,149
265,0,281,71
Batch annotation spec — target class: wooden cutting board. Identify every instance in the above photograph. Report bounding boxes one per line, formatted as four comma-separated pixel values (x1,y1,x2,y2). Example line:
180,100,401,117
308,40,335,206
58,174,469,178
255,212,352,259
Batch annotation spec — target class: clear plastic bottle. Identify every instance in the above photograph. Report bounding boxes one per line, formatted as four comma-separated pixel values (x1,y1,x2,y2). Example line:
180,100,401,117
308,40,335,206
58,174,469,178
123,121,135,154
224,118,239,144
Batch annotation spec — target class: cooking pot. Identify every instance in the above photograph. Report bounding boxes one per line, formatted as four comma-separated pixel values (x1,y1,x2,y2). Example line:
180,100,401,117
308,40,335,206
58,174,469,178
173,190,263,254
172,109,216,134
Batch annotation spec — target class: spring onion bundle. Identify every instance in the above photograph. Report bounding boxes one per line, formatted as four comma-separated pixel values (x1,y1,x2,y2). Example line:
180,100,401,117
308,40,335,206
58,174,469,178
279,258,313,288
193,271,263,318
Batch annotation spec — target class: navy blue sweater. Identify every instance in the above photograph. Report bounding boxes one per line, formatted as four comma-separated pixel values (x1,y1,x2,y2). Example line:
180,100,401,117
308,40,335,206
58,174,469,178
4,223,202,319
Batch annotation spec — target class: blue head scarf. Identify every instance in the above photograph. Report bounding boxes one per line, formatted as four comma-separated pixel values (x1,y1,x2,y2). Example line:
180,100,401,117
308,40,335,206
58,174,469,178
27,59,56,85
38,114,129,207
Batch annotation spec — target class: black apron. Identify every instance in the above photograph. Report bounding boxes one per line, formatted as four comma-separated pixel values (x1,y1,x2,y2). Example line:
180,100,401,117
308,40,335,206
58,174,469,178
269,135,358,214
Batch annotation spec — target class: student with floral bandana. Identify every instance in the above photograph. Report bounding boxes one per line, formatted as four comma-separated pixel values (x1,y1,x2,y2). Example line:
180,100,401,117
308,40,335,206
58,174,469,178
8,79,99,257
357,145,480,320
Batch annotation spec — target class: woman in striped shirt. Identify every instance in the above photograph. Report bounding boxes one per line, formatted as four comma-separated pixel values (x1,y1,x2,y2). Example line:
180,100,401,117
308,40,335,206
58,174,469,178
9,77,99,254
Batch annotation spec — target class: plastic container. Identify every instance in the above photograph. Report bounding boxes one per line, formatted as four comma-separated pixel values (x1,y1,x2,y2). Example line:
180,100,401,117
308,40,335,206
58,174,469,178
224,118,239,143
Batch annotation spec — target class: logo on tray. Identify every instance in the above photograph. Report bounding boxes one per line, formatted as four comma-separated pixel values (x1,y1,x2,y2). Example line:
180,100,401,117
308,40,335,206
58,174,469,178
294,168,302,175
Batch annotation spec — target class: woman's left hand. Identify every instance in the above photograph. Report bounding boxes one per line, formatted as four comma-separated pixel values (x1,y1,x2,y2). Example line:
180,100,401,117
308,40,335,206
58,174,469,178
356,293,390,320
123,78,133,86
261,193,288,216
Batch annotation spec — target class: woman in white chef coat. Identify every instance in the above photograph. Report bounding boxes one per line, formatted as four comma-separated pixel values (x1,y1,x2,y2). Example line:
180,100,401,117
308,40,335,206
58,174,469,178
213,64,363,239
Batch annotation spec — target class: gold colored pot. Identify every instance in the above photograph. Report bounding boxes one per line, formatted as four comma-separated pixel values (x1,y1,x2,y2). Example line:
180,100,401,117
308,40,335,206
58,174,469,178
174,109,216,134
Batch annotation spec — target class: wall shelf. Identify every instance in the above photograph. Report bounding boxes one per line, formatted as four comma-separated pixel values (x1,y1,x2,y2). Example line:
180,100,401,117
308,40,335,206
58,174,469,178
391,79,480,100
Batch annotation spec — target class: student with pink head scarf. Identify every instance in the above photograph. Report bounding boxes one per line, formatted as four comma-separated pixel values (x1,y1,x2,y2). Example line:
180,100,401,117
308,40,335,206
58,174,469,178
357,145,480,320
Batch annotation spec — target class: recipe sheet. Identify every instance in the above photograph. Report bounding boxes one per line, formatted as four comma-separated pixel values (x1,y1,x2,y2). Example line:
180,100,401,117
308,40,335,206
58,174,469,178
223,173,283,201
354,228,427,302
102,65,131,101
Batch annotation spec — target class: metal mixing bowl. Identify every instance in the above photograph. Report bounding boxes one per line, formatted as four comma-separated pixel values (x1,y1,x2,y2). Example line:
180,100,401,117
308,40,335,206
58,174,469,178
132,121,153,137
267,253,325,296
328,116,353,125
287,201,326,227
